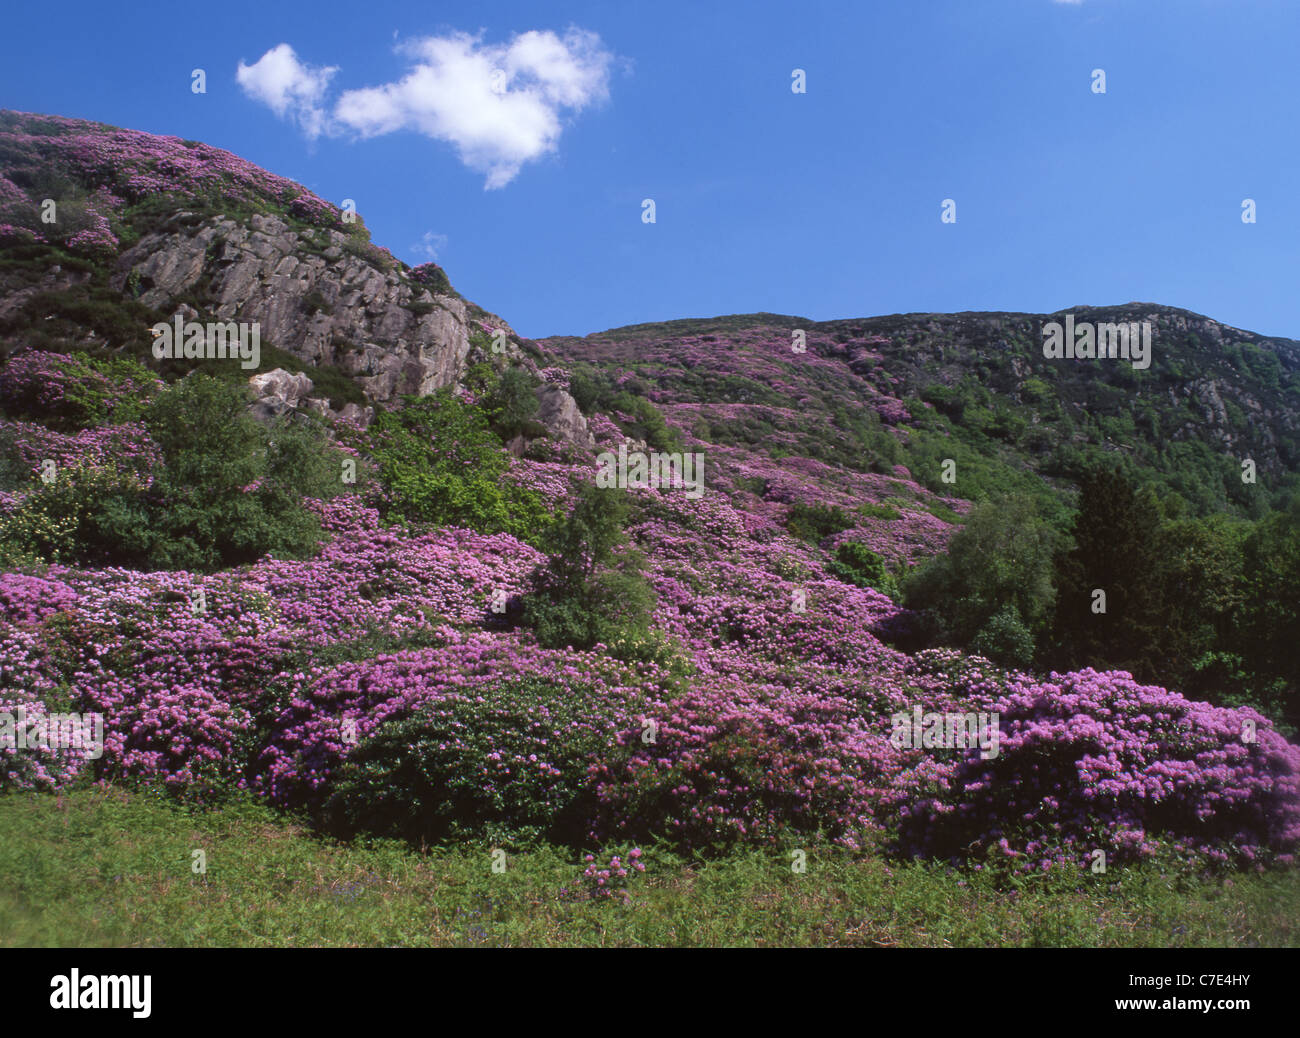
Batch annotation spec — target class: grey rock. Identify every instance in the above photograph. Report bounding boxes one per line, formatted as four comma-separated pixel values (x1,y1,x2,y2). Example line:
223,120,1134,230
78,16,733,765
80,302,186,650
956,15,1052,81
105,212,600,448
535,384,594,448
250,368,314,407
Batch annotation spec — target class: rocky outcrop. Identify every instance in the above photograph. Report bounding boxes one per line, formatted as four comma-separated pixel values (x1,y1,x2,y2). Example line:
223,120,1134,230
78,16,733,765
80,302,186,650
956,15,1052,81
110,213,526,404
534,383,593,448
248,368,314,422
246,367,374,427
109,212,594,448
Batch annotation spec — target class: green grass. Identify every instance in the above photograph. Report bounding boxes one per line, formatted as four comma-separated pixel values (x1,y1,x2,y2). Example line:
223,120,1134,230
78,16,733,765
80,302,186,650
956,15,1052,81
1,788,1296,947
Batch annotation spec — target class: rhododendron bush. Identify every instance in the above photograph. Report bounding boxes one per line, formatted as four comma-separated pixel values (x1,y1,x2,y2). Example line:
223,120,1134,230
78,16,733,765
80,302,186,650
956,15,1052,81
2,473,1297,871
1,320,1297,877
897,669,1300,872
589,680,903,853
318,675,651,845
0,352,160,431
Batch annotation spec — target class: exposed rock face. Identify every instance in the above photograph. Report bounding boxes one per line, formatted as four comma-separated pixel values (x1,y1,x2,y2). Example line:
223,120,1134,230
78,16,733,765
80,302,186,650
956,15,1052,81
109,212,594,447
248,368,314,422
111,213,517,403
535,383,594,448
247,367,375,428
110,213,478,401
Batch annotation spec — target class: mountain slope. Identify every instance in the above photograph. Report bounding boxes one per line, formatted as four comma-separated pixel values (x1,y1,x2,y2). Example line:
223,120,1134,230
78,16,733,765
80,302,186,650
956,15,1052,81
0,109,585,436
1,112,1298,885
541,306,1300,519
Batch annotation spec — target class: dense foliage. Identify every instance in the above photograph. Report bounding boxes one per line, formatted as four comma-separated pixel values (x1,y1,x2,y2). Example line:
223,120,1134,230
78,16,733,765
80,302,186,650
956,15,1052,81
522,481,656,653
321,677,647,846
368,389,553,545
1,112,1298,903
1,363,342,570
899,667,1300,872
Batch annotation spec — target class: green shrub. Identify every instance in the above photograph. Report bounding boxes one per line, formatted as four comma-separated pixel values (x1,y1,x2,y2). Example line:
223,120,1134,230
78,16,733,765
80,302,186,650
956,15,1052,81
301,289,330,315
611,392,684,453
483,367,540,441
969,603,1036,669
786,501,856,543
857,502,902,521
524,482,655,651
0,461,153,566
0,285,162,356
319,677,643,846
564,367,683,452
827,541,899,599
407,262,452,295
368,390,553,545
568,370,602,414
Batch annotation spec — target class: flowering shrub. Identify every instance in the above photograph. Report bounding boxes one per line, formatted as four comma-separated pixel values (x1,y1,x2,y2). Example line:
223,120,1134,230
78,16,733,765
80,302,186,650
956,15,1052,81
0,693,100,792
0,222,42,243
0,111,341,229
538,367,570,390
0,420,162,494
287,193,339,226
0,572,78,625
0,461,155,565
64,211,119,258
898,669,1300,872
577,848,645,902
0,352,160,431
314,674,651,845
408,262,452,293
591,680,902,854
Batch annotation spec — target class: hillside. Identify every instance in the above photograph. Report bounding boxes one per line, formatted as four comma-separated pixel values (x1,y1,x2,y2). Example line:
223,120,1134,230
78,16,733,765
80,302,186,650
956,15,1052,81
542,306,1300,520
1,112,1299,944
0,109,586,437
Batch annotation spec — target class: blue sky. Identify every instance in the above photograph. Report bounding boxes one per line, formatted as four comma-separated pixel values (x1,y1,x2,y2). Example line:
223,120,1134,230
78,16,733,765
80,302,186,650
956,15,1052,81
3,0,1298,340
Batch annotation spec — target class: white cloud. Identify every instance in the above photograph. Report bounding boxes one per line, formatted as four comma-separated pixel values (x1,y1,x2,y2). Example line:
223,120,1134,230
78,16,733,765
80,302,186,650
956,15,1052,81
237,30,615,188
413,231,449,260
236,44,338,139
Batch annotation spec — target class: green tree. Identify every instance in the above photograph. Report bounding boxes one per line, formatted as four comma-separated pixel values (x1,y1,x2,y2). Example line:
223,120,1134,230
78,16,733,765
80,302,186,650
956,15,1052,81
369,389,552,544
903,494,1059,651
1230,498,1300,728
1048,467,1163,678
1146,513,1246,690
484,367,540,440
143,375,331,570
523,481,654,652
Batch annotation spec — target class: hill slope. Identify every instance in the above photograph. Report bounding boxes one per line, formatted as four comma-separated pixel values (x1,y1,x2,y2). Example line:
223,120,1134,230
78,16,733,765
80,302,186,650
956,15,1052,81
0,109,586,436
541,306,1300,520
1,112,1298,894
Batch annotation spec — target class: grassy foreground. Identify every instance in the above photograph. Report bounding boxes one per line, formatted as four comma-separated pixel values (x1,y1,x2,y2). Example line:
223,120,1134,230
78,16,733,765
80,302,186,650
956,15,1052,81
0,788,1296,948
